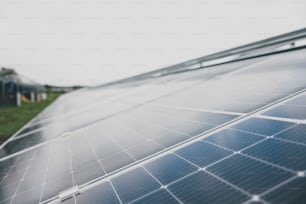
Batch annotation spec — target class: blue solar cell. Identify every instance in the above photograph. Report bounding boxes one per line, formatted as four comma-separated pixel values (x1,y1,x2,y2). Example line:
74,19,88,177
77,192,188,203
144,154,197,185
232,118,294,136
168,171,249,203
132,189,179,204
207,154,293,194
243,139,306,171
76,182,120,204
204,129,264,151
274,124,306,145
263,105,306,120
111,167,160,203
176,141,232,167
263,177,306,204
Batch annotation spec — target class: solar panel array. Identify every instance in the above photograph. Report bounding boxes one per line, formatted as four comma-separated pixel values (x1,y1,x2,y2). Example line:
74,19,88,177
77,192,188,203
0,48,306,204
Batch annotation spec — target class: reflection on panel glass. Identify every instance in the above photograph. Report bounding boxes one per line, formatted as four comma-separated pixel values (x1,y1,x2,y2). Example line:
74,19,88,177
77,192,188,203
207,154,293,194
0,49,305,204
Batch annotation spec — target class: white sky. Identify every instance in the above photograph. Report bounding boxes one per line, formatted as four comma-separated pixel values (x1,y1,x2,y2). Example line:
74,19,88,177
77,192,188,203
0,0,305,86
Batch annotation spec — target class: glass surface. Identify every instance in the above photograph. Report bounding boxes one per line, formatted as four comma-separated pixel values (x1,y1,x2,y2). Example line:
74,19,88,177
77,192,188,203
132,189,179,204
232,118,294,136
243,139,306,171
0,49,306,203
204,128,264,151
274,124,306,144
263,104,306,120
144,154,197,185
76,182,120,204
286,95,306,106
176,141,232,167
263,177,306,204
111,167,160,203
168,171,249,204
207,154,293,194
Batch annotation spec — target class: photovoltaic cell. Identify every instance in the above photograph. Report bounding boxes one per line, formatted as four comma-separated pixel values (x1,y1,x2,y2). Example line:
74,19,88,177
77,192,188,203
204,129,264,151
168,171,249,204
232,118,294,136
243,139,306,171
100,151,135,173
274,124,306,145
144,154,197,185
111,167,160,203
76,182,120,204
263,177,306,204
0,45,306,204
176,141,232,167
73,160,104,185
207,154,294,194
125,140,163,160
263,105,306,120
132,189,179,204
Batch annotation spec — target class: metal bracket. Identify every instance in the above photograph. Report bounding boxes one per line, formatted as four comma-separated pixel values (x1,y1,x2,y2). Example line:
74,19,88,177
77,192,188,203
59,186,80,202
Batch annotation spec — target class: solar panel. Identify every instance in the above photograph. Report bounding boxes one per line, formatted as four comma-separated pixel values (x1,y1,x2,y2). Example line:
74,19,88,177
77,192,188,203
0,35,306,204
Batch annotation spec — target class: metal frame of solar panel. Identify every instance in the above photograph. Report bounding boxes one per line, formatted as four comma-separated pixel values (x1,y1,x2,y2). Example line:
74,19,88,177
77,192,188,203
0,29,306,204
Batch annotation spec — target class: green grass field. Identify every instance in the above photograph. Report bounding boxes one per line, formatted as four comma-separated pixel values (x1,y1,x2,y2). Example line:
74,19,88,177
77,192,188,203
0,92,61,144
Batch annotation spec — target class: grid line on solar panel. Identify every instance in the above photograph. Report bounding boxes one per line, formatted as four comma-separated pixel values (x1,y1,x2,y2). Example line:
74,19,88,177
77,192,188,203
0,56,280,151
261,93,306,120
231,117,295,136
229,122,306,148
255,115,305,125
207,154,294,194
168,171,250,204
75,181,121,204
111,167,161,203
56,51,304,202
39,147,53,203
263,105,306,120
203,137,297,174
2,88,306,204
46,113,302,202
285,94,306,105
1,87,304,160
173,153,253,196
142,167,184,203
274,124,306,145
0,101,239,162
127,154,249,204
261,176,306,204
203,128,265,151
242,139,306,171
109,180,124,204
131,189,180,204
7,151,36,204
74,130,270,203
259,175,299,199
143,154,198,185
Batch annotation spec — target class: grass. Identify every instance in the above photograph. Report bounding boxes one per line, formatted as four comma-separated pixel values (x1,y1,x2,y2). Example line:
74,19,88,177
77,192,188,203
0,92,61,144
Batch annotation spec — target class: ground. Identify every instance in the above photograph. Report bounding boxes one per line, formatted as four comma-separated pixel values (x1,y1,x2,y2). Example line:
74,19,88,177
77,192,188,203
0,92,61,144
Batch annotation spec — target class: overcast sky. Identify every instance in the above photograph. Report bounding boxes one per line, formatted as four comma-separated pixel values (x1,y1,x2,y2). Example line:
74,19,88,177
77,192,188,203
0,0,305,86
